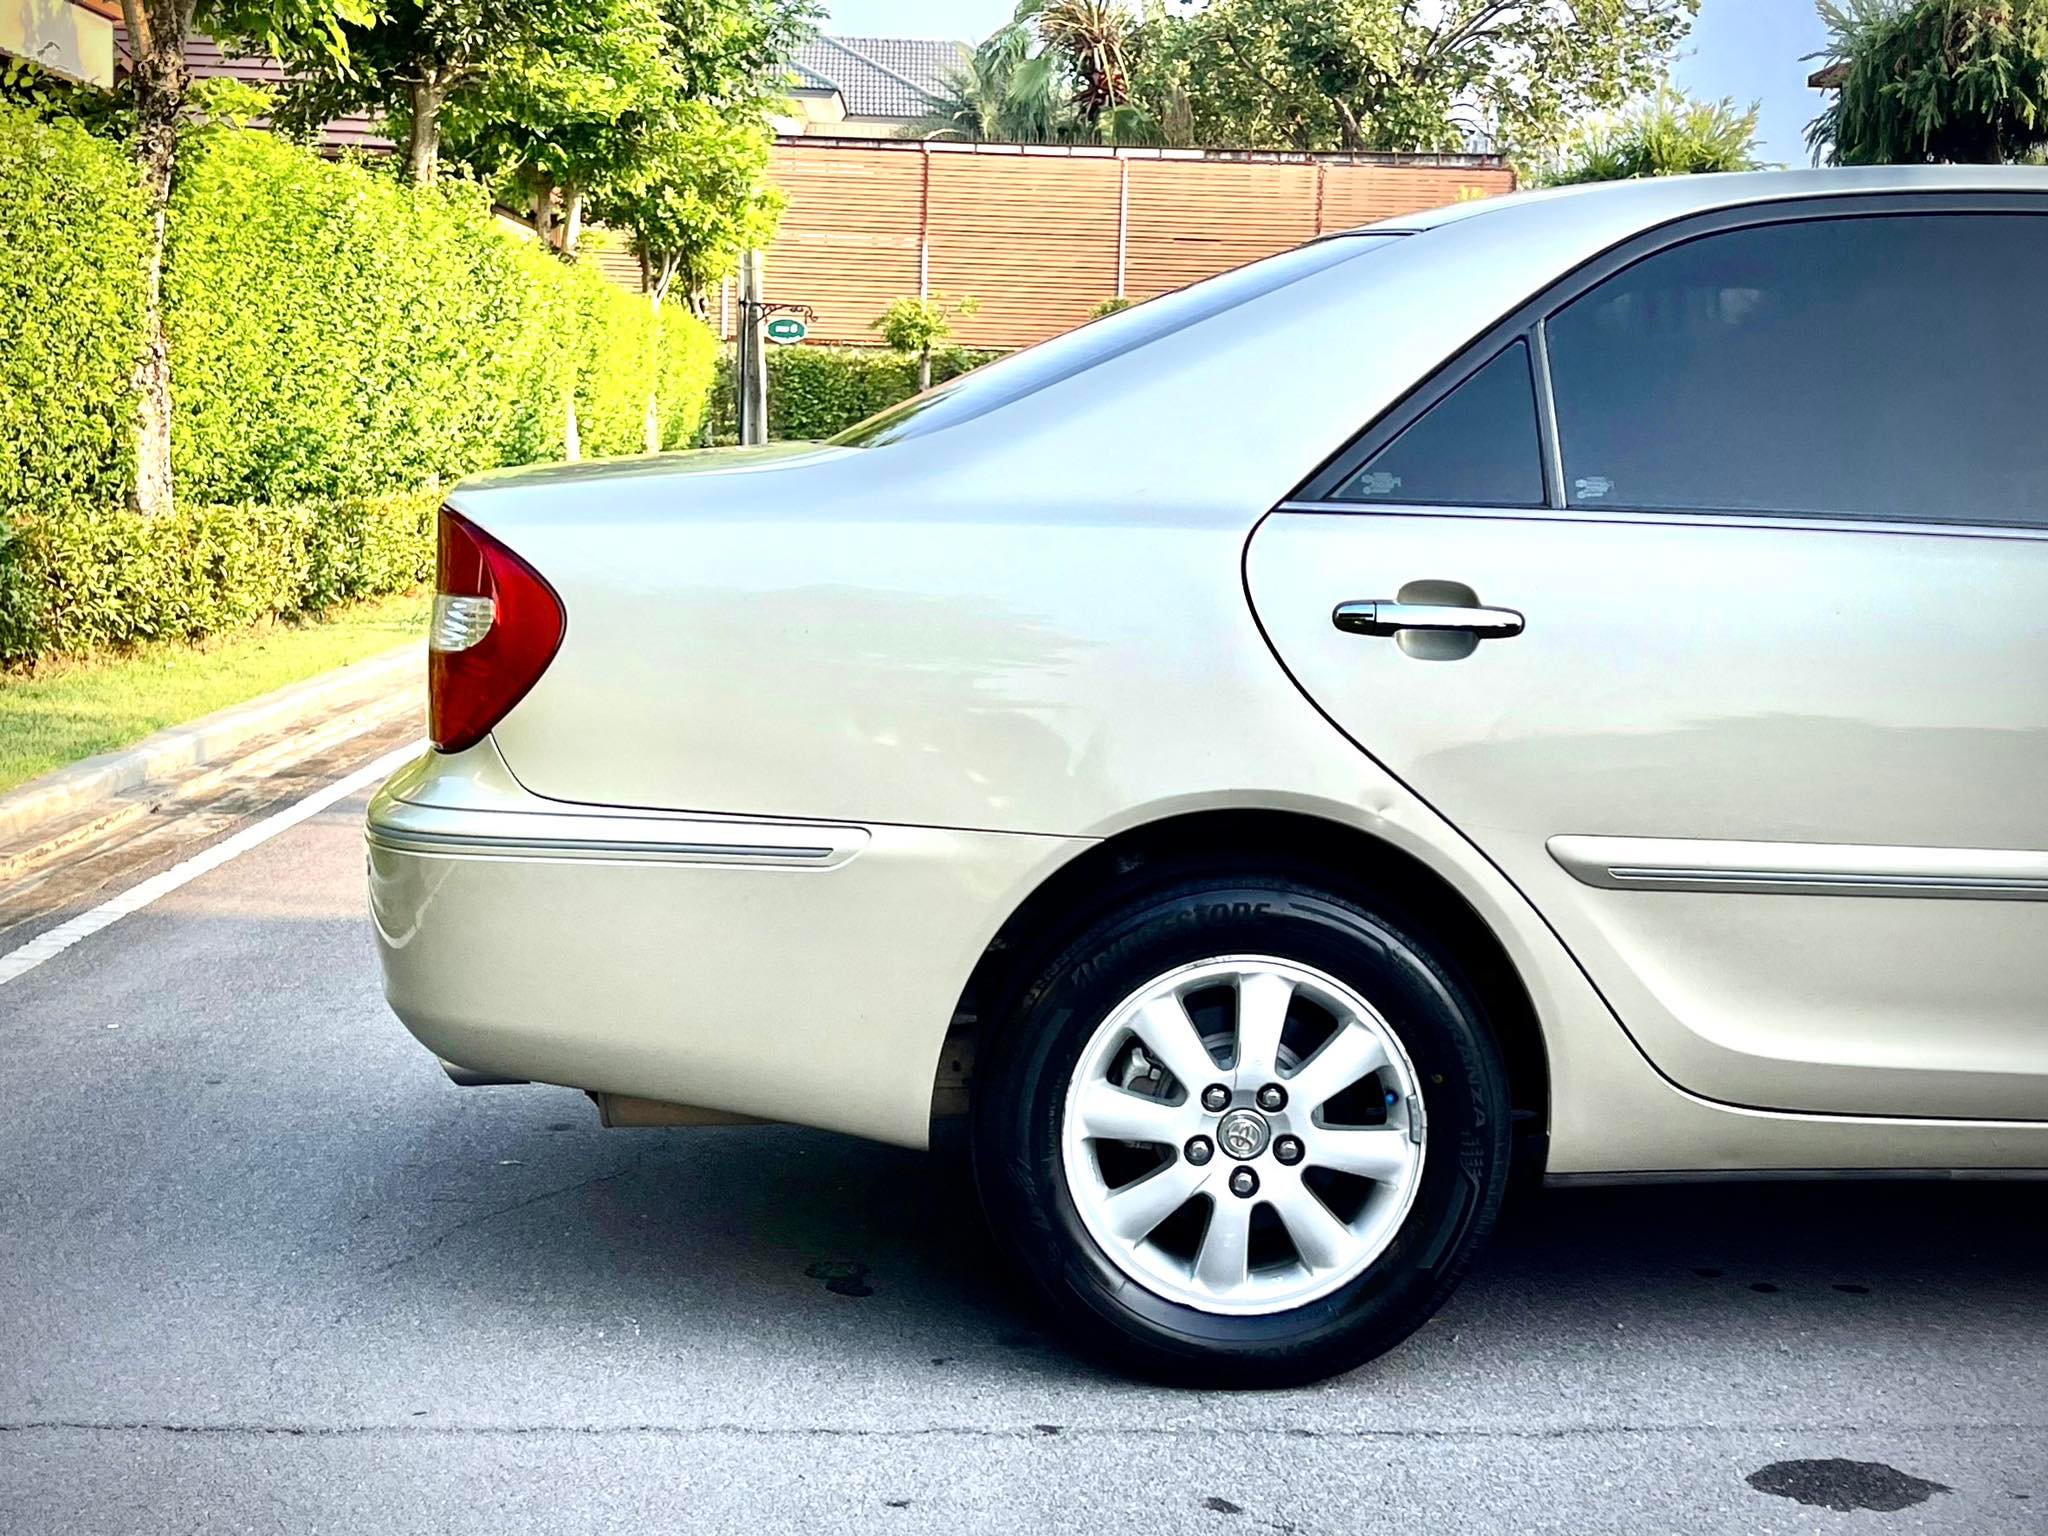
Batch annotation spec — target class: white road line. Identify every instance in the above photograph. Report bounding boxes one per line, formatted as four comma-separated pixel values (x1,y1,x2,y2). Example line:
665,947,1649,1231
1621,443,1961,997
0,740,425,989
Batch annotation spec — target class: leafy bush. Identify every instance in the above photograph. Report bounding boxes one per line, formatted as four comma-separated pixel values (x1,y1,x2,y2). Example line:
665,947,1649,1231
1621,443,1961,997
0,106,149,523
871,292,981,355
713,343,1003,442
0,489,437,664
1536,89,1763,185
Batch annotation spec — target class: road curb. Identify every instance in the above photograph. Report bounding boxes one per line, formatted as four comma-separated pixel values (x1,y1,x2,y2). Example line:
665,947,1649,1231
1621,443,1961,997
0,643,424,849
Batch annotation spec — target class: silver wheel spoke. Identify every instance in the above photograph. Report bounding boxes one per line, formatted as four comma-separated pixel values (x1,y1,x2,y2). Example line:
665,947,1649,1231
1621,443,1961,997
1266,1172,1353,1271
1286,1023,1388,1113
1060,955,1425,1317
1129,994,1218,1098
1233,970,1293,1081
1303,1124,1413,1184
1192,1194,1253,1292
1102,1158,1208,1242
1075,1079,1187,1146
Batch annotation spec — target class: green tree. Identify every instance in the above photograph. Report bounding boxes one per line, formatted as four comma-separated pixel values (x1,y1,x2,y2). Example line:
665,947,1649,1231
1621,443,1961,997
594,102,781,305
111,0,365,516
254,0,587,184
439,0,672,246
1808,0,2048,165
917,14,1073,141
1538,88,1763,184
664,0,819,104
914,1,1158,143
873,293,981,390
1037,0,1138,123
1126,0,1697,158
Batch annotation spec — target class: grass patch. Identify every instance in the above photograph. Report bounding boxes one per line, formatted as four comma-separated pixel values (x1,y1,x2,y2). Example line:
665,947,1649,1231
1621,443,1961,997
0,590,428,794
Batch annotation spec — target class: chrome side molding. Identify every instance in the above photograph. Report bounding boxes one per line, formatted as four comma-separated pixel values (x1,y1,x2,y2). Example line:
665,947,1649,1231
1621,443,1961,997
1548,834,2048,901
369,802,868,869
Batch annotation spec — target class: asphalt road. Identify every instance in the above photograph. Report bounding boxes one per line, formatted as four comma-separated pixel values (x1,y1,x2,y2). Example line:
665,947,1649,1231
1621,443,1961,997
1,741,2043,1534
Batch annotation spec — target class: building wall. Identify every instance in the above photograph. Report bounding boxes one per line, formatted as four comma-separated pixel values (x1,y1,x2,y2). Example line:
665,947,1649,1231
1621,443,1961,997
2,0,114,87
756,138,1516,350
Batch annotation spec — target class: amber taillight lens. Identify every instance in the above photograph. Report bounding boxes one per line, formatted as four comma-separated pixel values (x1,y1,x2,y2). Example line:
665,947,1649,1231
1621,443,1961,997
427,508,564,754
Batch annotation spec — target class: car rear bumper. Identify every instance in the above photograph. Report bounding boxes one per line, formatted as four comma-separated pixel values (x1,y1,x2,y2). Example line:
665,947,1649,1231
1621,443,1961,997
366,741,1082,1148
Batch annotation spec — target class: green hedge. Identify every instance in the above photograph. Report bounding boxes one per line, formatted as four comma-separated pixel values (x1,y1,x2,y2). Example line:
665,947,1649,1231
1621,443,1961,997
165,128,719,501
0,114,722,667
655,304,721,450
0,488,437,664
712,343,1004,442
0,105,149,523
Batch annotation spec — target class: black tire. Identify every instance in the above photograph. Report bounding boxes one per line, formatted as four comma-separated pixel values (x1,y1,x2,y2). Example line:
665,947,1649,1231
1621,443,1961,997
971,874,1513,1387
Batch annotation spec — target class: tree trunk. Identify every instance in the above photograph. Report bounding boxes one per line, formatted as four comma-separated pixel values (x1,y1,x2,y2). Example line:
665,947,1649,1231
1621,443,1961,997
561,185,584,255
918,348,932,392
564,391,580,462
1333,97,1367,153
406,79,444,184
531,176,555,248
118,0,192,517
644,284,662,454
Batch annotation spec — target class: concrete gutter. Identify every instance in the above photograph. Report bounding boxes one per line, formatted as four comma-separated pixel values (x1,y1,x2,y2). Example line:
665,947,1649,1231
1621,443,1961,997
0,643,423,852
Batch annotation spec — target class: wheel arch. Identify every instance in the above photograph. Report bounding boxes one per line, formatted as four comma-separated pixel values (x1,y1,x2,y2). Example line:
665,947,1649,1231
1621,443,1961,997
937,807,1552,1172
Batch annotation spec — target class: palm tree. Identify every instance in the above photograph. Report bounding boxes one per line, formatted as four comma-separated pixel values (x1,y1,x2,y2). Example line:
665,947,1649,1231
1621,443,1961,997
1037,0,1135,123
909,0,1159,145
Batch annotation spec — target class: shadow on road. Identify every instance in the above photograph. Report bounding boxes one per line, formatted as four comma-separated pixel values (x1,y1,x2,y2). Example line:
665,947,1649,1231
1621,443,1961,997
344,1108,2047,1383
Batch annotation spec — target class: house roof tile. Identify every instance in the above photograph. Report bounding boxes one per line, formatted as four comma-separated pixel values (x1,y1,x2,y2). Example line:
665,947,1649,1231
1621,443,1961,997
788,34,966,121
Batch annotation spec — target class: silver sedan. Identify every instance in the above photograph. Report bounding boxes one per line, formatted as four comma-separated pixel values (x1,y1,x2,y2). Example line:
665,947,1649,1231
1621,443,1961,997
369,165,2048,1385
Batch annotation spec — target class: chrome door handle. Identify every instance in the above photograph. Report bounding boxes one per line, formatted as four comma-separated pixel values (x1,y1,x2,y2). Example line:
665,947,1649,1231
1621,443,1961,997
1332,600,1524,639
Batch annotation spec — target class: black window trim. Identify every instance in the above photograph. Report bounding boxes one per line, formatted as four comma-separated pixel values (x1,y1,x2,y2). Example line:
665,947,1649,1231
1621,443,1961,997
1288,190,2048,538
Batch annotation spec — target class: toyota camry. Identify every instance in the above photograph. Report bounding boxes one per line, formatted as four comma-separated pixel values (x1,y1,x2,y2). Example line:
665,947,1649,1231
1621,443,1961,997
368,166,2048,1386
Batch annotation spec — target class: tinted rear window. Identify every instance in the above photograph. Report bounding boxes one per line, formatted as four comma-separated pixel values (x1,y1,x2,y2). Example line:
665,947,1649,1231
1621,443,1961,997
1547,213,2048,525
832,235,1398,449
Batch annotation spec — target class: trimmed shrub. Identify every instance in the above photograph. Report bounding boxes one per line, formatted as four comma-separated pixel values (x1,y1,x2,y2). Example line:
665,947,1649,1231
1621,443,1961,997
166,130,559,502
713,343,1003,442
0,488,437,664
566,260,653,459
163,127,723,502
0,106,149,522
0,122,723,667
656,303,721,449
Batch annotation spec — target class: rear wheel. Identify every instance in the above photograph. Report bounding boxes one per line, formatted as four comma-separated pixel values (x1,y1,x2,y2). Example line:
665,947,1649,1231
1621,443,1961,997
972,875,1512,1386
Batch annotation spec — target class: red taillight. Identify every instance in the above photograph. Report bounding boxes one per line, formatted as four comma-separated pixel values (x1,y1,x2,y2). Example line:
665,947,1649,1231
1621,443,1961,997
428,508,565,754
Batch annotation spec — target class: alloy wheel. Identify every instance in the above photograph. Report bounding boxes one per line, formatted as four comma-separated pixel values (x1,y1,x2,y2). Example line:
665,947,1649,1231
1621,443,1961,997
1059,954,1426,1316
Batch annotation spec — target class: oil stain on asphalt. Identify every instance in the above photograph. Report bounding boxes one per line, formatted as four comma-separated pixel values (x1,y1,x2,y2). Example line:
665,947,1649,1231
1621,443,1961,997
803,1259,873,1297
1747,1459,1952,1513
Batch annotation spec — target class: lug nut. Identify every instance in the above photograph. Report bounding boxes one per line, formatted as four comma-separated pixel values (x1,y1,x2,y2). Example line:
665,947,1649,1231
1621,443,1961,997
1184,1136,1214,1166
1228,1167,1259,1199
1273,1136,1303,1166
1200,1084,1231,1112
1255,1083,1287,1112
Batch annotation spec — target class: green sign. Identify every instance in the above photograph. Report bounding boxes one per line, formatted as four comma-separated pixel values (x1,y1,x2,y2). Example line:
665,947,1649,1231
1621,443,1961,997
764,315,808,344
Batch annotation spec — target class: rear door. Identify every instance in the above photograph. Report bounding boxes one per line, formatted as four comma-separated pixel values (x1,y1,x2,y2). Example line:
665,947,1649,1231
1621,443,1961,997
1246,200,2048,1121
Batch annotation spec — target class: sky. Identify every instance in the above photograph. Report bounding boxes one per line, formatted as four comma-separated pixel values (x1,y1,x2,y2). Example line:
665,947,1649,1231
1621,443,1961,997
820,0,1834,166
